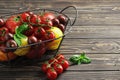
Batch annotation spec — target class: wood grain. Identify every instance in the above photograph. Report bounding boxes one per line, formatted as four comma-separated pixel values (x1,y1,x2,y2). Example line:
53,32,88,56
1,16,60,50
0,0,120,80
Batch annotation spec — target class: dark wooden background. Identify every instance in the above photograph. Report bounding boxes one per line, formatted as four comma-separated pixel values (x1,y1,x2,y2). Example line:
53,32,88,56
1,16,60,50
0,0,120,80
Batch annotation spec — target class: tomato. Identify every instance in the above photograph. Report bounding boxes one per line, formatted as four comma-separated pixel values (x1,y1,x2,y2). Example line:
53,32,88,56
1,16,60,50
6,39,18,52
0,18,5,27
57,15,67,25
24,25,34,36
41,61,51,73
4,32,13,41
28,36,38,44
0,27,9,41
58,59,69,70
46,31,55,41
34,27,46,39
52,18,59,26
40,12,55,21
30,14,41,25
53,63,63,74
48,58,58,64
58,24,65,33
21,12,30,22
0,51,17,62
42,26,51,30
55,54,65,60
26,11,34,16
47,67,57,80
40,19,53,27
26,40,46,59
39,12,55,26
6,15,21,33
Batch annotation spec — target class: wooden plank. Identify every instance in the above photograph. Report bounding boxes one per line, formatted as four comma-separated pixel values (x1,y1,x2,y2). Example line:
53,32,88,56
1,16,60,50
0,71,120,80
64,26,120,38
57,71,120,80
0,54,120,71
60,39,120,53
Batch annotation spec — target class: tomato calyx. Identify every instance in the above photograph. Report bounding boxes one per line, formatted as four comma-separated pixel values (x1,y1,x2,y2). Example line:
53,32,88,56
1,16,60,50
0,29,6,36
14,16,21,22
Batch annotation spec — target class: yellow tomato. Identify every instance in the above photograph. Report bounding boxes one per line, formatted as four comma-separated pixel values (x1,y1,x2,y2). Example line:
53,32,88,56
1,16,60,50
46,27,63,50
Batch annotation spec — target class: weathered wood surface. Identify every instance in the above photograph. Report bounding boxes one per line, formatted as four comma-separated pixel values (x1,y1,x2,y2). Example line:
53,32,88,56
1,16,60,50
1,0,120,80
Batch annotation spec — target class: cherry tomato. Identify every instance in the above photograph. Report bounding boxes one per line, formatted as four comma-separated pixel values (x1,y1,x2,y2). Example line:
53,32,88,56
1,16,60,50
26,40,46,59
6,39,17,52
34,27,46,39
26,11,34,16
21,12,30,22
40,19,53,27
58,59,69,70
52,18,59,26
48,58,58,64
24,25,34,36
40,12,55,21
0,27,9,41
46,31,55,41
57,15,67,25
41,61,51,73
30,14,41,25
47,67,57,80
0,18,5,27
58,24,65,33
28,36,38,44
42,26,51,30
4,32,13,41
6,15,21,33
39,12,55,26
53,63,63,74
55,54,65,60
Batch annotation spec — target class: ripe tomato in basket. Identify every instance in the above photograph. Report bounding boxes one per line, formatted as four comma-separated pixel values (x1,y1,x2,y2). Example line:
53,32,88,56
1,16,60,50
26,40,46,59
0,27,9,42
39,12,55,27
6,15,22,34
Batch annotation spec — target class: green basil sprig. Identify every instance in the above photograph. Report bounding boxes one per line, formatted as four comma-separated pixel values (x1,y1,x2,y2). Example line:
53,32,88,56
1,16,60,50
69,52,91,65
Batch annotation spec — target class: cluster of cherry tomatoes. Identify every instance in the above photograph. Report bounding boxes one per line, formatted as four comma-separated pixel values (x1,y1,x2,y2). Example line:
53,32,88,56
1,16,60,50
41,54,69,80
0,10,67,61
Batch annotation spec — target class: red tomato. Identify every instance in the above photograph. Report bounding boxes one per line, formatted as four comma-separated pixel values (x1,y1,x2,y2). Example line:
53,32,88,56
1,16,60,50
55,54,65,60
30,14,41,25
0,27,9,41
40,12,55,21
57,15,67,25
41,62,51,73
39,12,55,26
47,67,57,80
53,63,63,74
26,11,34,16
24,25,34,36
46,31,55,41
26,41,46,59
0,18,5,27
58,59,69,70
42,26,51,30
21,12,30,22
58,24,65,33
34,27,46,39
48,58,58,64
6,15,21,33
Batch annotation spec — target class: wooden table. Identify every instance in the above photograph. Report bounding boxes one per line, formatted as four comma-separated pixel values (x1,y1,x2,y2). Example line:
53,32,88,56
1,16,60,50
0,0,120,80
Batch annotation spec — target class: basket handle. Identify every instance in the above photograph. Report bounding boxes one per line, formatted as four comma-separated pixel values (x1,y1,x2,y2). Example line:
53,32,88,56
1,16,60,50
59,6,78,35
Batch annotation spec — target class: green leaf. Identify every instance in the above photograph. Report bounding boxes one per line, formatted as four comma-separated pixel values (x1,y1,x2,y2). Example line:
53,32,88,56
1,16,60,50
69,52,91,65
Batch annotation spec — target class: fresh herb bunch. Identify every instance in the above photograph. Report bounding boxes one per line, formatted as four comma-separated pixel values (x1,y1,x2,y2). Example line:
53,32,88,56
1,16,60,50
69,52,91,65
